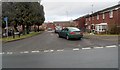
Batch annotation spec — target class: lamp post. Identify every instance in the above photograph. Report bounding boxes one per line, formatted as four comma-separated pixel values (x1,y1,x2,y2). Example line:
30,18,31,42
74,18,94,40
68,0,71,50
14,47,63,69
91,4,94,33
66,11,68,21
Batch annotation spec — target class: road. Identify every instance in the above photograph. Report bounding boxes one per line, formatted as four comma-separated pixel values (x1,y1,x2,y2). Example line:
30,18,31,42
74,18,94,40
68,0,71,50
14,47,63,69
2,47,118,68
2,31,118,68
3,31,118,53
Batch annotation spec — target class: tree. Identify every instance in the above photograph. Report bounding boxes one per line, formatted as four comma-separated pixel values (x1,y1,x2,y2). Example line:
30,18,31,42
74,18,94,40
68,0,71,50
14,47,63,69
2,2,45,34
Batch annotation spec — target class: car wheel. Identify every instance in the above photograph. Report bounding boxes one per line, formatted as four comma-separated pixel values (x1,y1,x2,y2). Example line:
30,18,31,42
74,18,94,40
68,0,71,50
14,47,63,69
58,34,61,38
66,35,69,40
78,37,81,40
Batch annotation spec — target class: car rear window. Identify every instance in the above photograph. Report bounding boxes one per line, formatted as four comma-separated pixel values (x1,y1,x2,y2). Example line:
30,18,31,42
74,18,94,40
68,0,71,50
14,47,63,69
69,28,80,32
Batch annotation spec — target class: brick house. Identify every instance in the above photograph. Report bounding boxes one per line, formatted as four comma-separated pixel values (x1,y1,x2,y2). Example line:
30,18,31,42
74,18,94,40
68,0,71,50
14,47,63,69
53,21,74,28
46,22,55,30
41,23,48,30
73,17,86,32
85,4,120,34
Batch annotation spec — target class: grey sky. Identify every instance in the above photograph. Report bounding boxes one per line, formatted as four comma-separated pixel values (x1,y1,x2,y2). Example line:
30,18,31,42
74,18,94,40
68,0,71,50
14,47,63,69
42,0,119,22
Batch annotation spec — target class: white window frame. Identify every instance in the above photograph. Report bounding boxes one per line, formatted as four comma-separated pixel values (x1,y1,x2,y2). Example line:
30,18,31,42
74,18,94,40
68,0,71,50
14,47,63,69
103,13,105,19
89,17,90,21
97,14,99,20
109,10,113,18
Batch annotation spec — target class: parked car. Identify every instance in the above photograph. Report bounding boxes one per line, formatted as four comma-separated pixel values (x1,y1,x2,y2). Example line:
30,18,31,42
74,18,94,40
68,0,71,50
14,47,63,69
47,28,52,31
58,27,83,40
55,26,62,33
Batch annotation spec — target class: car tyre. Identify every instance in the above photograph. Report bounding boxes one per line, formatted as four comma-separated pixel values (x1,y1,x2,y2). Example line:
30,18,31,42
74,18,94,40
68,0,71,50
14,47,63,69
66,35,69,40
58,34,61,38
78,37,82,40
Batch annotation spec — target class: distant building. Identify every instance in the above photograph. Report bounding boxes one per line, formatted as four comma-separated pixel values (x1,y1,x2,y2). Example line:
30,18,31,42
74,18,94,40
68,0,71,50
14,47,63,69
73,17,86,32
43,22,55,30
53,21,77,29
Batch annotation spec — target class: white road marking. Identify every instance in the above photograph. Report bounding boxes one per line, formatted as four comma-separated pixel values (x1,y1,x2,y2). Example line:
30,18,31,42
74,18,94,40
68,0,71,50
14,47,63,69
31,51,40,53
57,49,64,52
44,50,54,52
23,51,29,53
49,50,54,52
106,45,117,48
94,47,104,49
73,48,80,51
6,52,13,54
3,45,118,55
82,47,91,50
2,52,5,54
44,50,50,52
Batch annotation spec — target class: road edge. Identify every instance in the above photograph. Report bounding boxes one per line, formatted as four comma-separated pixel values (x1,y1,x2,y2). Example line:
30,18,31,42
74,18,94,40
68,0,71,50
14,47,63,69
2,31,44,43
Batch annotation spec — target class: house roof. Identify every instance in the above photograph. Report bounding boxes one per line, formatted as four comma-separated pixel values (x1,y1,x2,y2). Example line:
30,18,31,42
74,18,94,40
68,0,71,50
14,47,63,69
90,4,120,16
53,21,70,23
75,4,120,19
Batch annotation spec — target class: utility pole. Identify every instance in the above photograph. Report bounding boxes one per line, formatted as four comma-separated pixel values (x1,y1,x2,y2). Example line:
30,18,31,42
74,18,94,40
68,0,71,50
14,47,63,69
66,11,68,21
91,4,93,33
91,4,93,14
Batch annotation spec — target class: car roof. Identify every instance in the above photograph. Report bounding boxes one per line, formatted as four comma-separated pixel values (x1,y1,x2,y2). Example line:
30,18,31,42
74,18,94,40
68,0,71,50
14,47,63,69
65,27,81,31
66,27,78,29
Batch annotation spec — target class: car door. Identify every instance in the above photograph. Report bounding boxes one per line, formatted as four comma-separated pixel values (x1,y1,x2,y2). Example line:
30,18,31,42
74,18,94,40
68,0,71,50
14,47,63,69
63,28,68,37
59,29,65,37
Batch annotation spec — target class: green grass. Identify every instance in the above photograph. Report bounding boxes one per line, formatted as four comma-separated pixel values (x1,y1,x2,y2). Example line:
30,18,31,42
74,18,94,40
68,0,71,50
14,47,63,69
2,32,42,42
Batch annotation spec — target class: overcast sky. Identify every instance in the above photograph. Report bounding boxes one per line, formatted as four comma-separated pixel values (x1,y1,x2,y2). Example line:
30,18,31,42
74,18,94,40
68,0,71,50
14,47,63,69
41,0,120,22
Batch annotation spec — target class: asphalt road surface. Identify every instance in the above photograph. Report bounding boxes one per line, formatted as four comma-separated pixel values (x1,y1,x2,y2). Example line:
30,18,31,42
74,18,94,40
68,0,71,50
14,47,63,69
3,31,118,53
2,31,118,68
2,47,118,68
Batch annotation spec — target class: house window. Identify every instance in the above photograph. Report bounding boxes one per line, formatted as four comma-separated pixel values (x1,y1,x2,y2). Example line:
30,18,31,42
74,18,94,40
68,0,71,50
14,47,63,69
89,17,90,21
109,10,113,18
97,14,99,20
92,16,94,20
103,13,105,19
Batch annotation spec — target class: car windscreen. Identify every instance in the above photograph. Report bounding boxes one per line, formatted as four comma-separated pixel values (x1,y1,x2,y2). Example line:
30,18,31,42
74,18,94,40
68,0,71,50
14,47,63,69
56,26,62,30
69,28,80,32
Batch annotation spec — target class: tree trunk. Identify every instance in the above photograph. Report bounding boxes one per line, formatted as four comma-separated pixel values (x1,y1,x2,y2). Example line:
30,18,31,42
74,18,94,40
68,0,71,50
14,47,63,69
34,25,37,32
37,25,40,32
22,24,25,35
26,24,30,34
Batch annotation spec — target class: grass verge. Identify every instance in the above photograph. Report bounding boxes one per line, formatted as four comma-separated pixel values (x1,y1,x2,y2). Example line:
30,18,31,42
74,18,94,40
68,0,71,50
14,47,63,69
2,31,43,42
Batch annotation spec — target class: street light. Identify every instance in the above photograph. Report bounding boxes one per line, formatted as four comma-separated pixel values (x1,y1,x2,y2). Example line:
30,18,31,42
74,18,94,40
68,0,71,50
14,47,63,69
66,11,68,21
91,4,94,33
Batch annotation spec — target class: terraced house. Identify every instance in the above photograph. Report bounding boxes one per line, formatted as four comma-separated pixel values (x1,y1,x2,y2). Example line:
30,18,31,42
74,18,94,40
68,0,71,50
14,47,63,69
85,4,120,34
